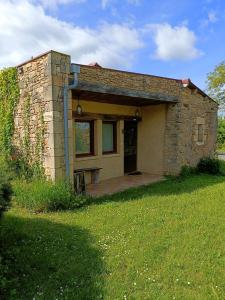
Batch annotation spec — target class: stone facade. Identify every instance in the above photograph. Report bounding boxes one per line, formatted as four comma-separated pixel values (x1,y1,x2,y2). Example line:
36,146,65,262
163,87,218,174
13,50,218,181
14,53,51,174
15,51,71,180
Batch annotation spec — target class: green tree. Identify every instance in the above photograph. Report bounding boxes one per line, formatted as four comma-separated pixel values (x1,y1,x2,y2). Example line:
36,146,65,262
206,61,225,109
217,117,225,150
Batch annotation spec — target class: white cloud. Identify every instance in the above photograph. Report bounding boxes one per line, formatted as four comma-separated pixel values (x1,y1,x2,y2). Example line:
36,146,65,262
101,0,140,9
0,0,143,68
148,23,202,61
37,0,86,9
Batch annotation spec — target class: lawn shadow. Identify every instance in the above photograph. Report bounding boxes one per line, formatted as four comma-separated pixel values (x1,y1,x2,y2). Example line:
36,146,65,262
1,214,105,300
92,174,225,206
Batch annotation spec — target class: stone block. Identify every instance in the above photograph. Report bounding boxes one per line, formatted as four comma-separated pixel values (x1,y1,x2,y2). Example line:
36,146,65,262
43,111,53,122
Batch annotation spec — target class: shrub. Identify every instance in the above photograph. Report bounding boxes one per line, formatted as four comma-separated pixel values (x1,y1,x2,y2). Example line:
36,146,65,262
13,179,89,213
218,159,225,176
197,157,220,175
180,165,197,177
0,157,13,219
217,118,225,150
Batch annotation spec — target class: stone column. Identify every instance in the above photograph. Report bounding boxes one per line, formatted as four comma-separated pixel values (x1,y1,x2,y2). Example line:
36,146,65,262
50,51,71,181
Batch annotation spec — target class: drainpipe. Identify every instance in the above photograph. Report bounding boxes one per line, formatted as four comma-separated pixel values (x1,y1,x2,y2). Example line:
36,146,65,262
63,64,80,178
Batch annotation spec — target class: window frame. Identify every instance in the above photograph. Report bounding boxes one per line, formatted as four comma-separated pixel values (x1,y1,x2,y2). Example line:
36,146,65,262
102,121,117,155
197,123,204,144
75,119,95,158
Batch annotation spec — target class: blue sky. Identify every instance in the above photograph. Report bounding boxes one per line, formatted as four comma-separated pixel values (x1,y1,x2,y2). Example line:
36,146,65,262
0,0,225,89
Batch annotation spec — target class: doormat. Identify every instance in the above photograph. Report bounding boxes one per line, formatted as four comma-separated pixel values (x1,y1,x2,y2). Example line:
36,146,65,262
128,171,142,175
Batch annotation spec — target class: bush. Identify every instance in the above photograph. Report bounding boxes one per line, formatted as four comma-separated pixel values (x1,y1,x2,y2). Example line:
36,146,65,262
197,157,220,175
180,165,197,177
0,176,12,219
218,159,225,176
13,179,89,213
217,118,225,150
0,157,13,219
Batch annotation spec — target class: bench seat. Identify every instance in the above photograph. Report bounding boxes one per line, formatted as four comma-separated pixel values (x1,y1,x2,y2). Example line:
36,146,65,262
74,167,102,173
74,167,102,185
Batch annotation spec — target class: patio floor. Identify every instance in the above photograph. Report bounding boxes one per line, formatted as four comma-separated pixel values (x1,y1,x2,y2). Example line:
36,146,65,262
87,173,164,198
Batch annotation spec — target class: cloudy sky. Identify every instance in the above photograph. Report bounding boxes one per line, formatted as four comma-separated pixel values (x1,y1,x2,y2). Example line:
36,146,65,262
0,0,224,88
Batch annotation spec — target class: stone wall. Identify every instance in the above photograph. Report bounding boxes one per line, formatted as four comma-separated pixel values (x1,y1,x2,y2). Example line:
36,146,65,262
77,64,181,98
177,88,217,168
163,87,218,174
14,51,71,180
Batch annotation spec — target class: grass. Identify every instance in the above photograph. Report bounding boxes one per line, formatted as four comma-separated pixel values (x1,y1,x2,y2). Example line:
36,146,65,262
2,174,225,299
12,179,89,212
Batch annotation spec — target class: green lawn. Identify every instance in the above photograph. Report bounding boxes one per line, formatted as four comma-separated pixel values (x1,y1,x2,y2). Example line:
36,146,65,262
2,174,225,299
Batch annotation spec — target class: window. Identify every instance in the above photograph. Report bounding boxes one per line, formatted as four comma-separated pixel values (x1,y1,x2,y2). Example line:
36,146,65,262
102,121,117,154
197,124,204,143
75,120,94,157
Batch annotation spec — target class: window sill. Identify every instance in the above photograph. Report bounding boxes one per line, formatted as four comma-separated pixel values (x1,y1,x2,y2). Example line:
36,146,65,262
75,153,121,161
102,153,120,158
76,155,98,161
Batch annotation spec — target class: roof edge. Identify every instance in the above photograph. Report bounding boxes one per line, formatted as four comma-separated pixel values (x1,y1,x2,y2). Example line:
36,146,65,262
17,50,70,68
15,50,218,107
72,62,182,83
182,79,218,105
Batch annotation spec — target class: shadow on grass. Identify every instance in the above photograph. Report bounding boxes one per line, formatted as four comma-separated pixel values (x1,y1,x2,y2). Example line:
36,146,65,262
0,215,105,300
92,174,225,205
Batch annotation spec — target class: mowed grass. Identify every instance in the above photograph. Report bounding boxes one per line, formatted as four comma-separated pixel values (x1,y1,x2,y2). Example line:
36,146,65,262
2,174,225,299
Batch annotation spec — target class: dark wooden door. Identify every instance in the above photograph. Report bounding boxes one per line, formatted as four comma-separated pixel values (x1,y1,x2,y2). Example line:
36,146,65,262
124,121,137,173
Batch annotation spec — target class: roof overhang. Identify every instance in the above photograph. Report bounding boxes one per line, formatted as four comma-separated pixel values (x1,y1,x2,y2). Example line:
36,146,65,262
71,80,178,106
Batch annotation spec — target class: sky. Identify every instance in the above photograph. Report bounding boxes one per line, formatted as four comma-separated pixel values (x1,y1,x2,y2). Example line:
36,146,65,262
0,0,224,89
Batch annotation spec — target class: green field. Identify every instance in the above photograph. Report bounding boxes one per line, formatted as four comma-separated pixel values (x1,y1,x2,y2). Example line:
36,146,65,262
2,174,225,299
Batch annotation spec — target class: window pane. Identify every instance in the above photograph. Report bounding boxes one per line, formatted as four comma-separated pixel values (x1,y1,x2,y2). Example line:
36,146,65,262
102,123,114,152
75,122,91,154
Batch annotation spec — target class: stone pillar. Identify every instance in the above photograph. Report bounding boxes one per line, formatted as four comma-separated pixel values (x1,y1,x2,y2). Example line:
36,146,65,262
163,101,182,175
50,51,71,181
15,50,72,182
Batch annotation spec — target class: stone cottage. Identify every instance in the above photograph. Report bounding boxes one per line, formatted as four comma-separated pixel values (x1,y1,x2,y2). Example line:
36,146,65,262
14,50,218,190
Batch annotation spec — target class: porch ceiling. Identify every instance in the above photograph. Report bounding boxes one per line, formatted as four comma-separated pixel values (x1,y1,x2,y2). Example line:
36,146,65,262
72,80,178,106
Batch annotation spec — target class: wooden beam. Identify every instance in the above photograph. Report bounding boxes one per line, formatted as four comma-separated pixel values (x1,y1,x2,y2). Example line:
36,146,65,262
74,80,178,103
73,111,142,121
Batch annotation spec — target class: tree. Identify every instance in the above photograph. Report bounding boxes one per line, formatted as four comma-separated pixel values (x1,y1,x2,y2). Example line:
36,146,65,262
206,61,225,110
217,117,225,150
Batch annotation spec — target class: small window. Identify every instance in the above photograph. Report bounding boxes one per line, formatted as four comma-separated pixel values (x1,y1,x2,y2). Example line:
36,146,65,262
75,120,94,157
102,121,117,154
197,124,204,143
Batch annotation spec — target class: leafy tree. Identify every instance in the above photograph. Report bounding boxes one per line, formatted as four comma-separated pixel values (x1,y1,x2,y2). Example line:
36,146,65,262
206,61,225,109
217,117,225,150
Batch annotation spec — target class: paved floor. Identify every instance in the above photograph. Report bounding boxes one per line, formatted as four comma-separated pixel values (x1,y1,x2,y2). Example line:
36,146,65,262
87,173,164,198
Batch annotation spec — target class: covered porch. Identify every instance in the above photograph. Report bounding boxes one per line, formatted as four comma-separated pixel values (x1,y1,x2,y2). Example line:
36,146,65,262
70,64,178,194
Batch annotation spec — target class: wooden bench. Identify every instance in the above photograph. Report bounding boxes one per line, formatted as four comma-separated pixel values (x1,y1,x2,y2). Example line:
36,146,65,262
74,167,102,194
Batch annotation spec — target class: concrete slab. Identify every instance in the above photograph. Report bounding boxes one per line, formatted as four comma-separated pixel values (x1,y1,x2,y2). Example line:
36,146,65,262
87,173,164,198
